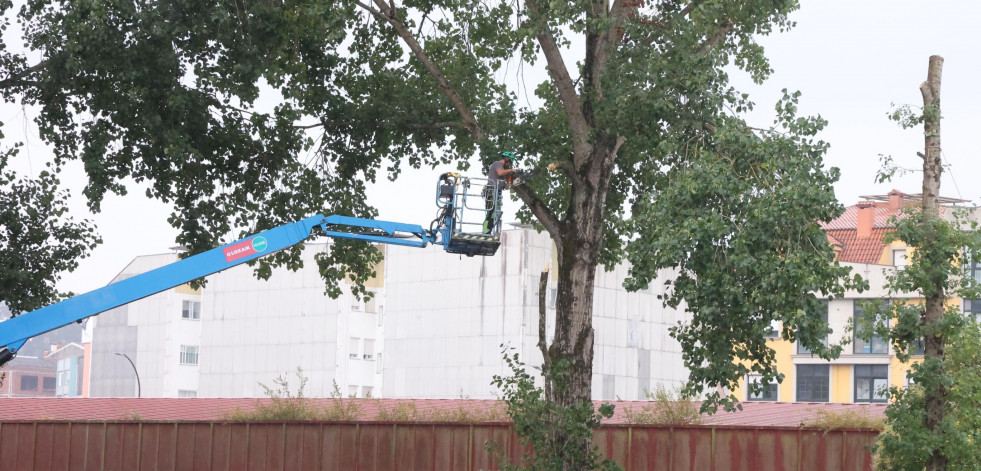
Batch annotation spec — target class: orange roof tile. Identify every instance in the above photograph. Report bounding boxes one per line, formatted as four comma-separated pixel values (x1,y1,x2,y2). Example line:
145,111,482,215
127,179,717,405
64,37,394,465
826,228,891,264
821,203,905,230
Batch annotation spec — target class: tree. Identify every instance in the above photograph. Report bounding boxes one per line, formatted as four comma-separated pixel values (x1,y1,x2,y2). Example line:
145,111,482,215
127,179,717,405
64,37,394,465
3,1,857,466
0,143,100,315
875,317,981,470
0,1,100,315
867,56,981,471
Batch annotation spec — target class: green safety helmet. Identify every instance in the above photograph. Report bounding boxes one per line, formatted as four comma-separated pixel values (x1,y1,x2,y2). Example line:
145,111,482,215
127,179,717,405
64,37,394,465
500,151,516,163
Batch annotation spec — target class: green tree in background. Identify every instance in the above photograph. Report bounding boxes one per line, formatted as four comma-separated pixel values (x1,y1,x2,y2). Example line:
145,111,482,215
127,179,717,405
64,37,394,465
0,150,100,315
2,1,860,467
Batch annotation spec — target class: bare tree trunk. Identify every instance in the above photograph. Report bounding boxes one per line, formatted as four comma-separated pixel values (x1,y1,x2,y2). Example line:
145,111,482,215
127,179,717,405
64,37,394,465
920,54,947,471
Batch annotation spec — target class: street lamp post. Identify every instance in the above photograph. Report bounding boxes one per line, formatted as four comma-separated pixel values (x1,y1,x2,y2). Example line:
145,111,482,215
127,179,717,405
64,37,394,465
114,353,141,398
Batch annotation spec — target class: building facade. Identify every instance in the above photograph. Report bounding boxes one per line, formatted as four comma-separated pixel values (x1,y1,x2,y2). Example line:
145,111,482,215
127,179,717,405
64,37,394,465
384,226,690,400
88,244,383,398
735,190,978,403
86,227,689,400
89,253,204,397
0,305,82,398
197,242,384,398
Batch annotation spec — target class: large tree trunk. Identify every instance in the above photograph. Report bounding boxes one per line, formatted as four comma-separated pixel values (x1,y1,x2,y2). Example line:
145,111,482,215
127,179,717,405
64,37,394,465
544,140,617,467
920,54,947,471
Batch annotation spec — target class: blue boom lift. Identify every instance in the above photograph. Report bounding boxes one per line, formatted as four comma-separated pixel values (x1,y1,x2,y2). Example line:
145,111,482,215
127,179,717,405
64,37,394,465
0,173,504,367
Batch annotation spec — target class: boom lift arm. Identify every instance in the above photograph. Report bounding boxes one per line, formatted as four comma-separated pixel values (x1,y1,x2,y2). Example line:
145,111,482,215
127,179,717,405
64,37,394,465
0,174,502,368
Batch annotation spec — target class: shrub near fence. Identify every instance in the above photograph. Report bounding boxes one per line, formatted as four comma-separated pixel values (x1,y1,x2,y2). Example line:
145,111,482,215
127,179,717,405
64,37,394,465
0,421,877,471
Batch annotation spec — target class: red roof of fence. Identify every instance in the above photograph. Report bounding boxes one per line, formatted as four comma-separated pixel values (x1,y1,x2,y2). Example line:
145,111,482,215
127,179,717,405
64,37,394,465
0,398,885,427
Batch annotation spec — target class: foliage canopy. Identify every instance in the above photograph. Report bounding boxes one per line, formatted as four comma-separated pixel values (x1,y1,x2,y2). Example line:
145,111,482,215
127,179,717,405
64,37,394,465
1,0,857,414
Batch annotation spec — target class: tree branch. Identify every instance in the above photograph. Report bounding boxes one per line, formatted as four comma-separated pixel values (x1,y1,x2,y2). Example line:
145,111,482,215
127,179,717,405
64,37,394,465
525,0,592,167
680,1,703,17
695,19,734,54
355,0,485,140
588,0,628,103
548,160,574,179
0,59,50,90
511,181,564,243
603,135,625,168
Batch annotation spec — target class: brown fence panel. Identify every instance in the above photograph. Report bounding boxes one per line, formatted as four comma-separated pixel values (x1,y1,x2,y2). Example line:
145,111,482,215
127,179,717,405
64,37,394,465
433,424,470,470
283,423,321,470
0,420,878,470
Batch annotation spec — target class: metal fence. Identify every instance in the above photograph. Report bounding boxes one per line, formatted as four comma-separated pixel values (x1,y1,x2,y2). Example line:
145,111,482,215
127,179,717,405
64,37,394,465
0,421,877,470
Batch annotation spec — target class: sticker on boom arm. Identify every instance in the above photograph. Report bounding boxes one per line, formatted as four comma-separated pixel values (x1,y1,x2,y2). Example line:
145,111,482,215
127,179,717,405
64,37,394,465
224,236,269,262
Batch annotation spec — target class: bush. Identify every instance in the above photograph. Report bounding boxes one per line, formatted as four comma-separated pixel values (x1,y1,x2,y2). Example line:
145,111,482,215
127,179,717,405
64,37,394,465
623,384,702,425
800,408,884,431
222,368,362,421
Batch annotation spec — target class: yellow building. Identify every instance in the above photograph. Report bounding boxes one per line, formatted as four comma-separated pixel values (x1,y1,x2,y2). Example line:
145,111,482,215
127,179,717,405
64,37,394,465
736,190,977,403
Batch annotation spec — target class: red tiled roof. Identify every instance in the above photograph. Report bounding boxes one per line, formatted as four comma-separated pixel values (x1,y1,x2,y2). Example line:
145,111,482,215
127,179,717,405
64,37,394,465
0,398,884,428
820,203,904,231
826,233,842,248
825,228,891,264
818,191,939,263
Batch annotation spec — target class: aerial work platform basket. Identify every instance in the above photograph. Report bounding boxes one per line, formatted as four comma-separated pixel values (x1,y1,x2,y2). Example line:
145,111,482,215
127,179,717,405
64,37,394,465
435,173,502,257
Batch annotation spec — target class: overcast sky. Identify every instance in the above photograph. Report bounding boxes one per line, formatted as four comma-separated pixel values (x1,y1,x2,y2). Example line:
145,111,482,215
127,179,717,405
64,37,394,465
4,0,980,295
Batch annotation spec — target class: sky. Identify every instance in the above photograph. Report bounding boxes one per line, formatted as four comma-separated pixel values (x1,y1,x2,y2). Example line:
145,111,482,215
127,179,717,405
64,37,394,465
4,0,981,295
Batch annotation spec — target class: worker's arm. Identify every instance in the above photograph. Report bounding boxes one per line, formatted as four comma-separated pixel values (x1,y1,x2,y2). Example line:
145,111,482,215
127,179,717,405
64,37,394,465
495,167,517,177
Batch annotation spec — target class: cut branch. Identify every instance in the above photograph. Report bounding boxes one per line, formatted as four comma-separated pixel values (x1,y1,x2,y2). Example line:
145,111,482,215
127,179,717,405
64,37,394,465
538,266,552,402
355,0,485,141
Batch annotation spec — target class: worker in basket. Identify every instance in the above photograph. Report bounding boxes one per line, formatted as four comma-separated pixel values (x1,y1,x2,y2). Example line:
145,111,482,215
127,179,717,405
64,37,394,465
483,151,518,234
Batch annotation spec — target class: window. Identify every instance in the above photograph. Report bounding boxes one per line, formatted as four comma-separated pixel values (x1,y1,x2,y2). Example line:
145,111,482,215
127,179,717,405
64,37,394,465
180,345,199,365
178,389,198,398
182,300,201,320
365,297,377,314
20,375,38,391
892,249,907,267
853,300,888,354
42,377,56,392
965,299,981,323
348,386,358,398
854,365,889,403
746,374,778,401
796,365,829,402
911,337,925,356
363,339,375,360
363,386,373,398
764,320,781,339
349,338,360,359
798,300,829,354
965,254,981,321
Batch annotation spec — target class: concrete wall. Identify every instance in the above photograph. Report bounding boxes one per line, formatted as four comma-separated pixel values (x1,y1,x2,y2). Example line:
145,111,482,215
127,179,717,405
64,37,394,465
90,253,202,398
383,226,689,400
198,243,375,398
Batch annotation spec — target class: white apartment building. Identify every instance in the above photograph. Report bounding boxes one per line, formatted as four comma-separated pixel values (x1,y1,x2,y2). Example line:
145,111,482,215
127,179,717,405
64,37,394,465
198,242,383,398
89,244,383,398
384,225,689,400
88,228,688,400
89,253,203,397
